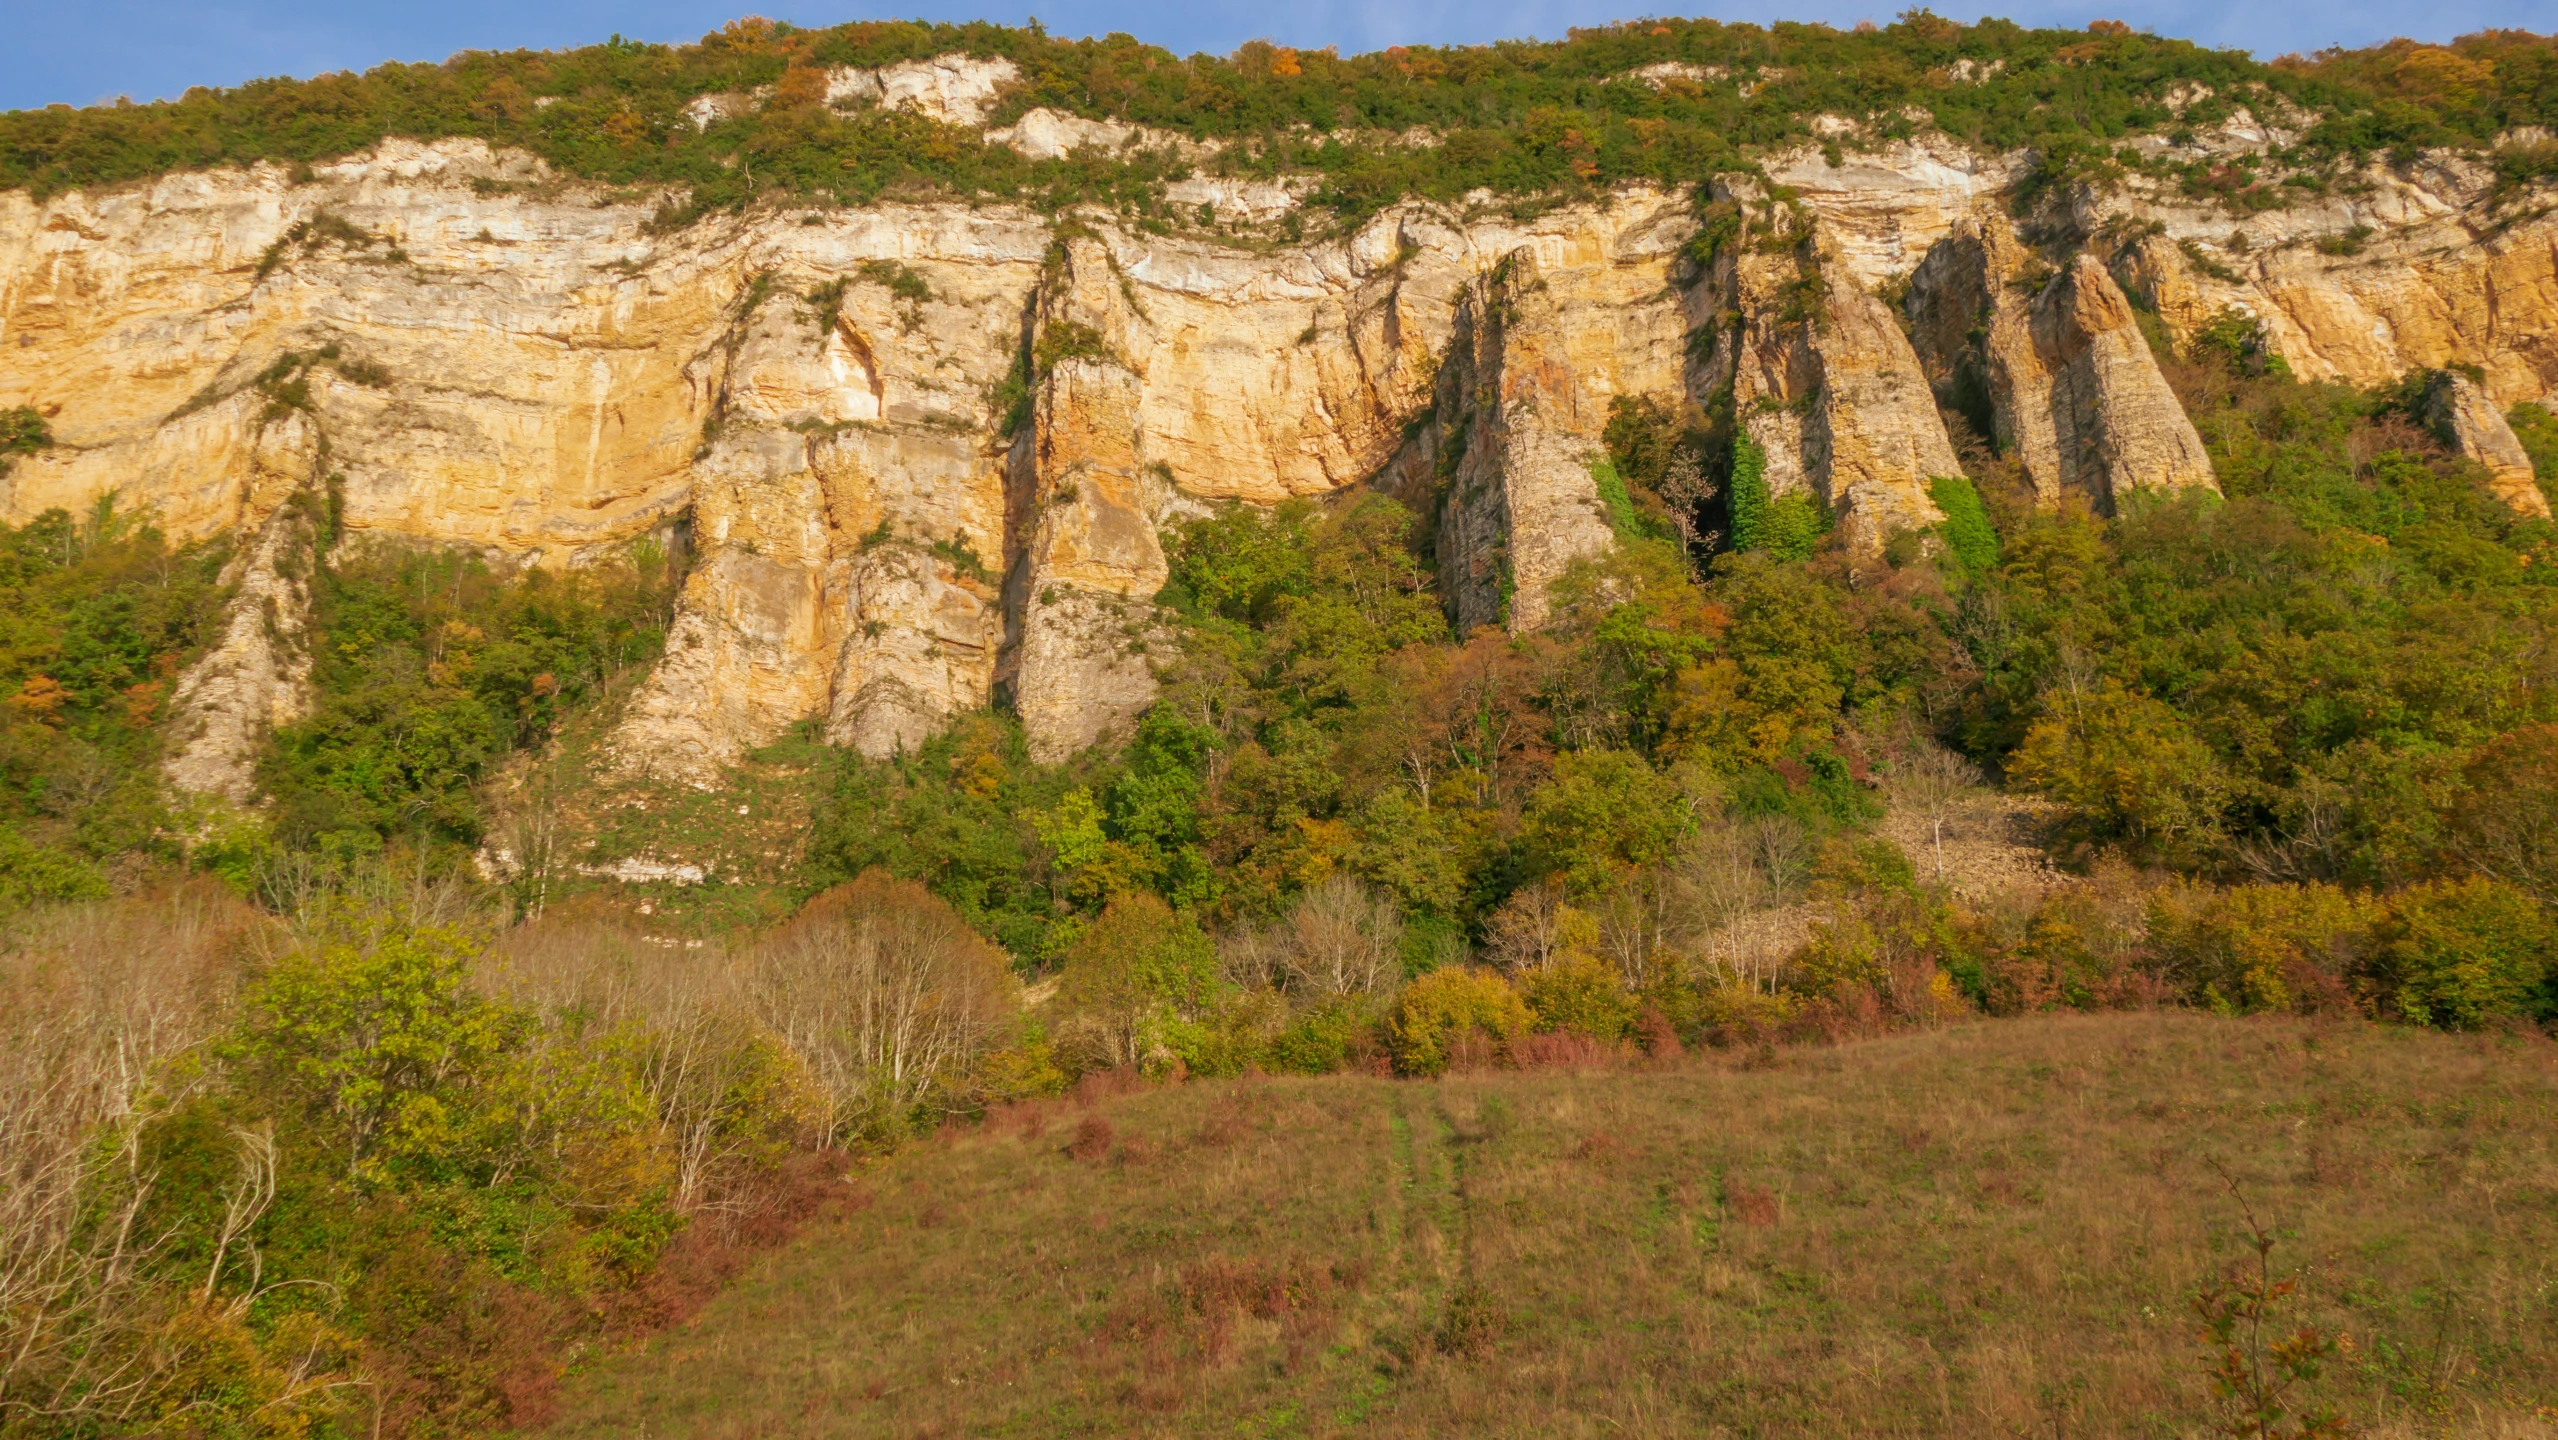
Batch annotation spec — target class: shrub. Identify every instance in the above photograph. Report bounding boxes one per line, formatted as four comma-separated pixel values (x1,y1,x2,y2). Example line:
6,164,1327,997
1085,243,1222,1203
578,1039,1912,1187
746,869,1022,1143
0,828,110,907
1520,952,1636,1041
2147,883,2378,1015
1387,967,1529,1076
1267,997,1380,1074
1727,437,1771,553
2366,878,2556,1029
2011,681,2230,865
1928,473,2001,574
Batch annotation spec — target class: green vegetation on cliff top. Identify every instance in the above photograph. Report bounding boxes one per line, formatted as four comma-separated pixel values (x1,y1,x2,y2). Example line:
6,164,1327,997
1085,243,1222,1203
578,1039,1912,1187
2,15,2553,219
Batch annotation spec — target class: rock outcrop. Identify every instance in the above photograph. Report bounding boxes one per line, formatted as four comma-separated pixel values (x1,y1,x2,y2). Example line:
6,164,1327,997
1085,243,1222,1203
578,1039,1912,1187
2423,369,2553,519
4,125,2553,794
1692,186,1954,554
2102,182,2558,408
159,417,324,803
1424,223,1694,633
1906,217,2217,513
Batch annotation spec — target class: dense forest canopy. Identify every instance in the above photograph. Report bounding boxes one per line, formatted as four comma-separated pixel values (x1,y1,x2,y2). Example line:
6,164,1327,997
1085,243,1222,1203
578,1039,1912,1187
3,15,2555,218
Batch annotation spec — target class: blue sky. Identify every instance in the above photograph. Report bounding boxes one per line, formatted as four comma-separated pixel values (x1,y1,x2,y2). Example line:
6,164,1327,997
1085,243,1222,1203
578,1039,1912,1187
2,0,2547,112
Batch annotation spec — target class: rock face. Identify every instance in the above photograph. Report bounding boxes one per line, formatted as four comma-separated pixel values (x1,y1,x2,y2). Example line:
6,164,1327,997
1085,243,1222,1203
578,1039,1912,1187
1692,186,1954,554
2424,370,2552,519
1424,218,1695,633
3,131,2553,792
2098,175,2558,408
1906,217,2218,512
159,422,323,803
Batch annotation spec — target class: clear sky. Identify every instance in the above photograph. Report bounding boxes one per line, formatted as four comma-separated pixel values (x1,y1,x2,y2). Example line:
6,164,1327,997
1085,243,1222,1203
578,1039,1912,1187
1,0,2547,112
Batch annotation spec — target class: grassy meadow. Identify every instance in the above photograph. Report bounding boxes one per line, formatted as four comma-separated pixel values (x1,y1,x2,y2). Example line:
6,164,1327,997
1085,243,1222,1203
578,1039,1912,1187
542,1013,2558,1439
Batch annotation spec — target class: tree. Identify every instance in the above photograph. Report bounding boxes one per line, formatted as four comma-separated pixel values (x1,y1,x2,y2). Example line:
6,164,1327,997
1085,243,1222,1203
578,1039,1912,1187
1052,893,1221,1072
1522,748,1691,895
1278,874,1404,997
749,870,1021,1142
236,912,524,1184
1387,968,1530,1076
2368,877,2555,1030
2447,725,2558,907
2011,679,2228,864
1885,739,1986,884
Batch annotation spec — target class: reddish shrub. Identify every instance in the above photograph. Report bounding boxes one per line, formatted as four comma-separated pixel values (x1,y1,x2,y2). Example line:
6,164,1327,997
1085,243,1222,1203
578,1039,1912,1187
1073,1066,1148,1107
1511,1029,1632,1070
1067,1114,1118,1161
1635,1006,1683,1057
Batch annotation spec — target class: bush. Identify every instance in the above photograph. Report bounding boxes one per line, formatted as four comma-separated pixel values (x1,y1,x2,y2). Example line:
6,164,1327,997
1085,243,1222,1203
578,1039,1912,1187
1520,953,1637,1041
1267,996,1381,1074
746,869,1024,1142
0,827,110,907
1929,473,2001,574
1387,967,1529,1076
2367,878,2556,1029
2147,882,2378,1015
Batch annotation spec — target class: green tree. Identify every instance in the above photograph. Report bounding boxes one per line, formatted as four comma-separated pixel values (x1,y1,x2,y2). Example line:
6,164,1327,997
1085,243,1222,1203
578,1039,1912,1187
234,913,526,1184
1387,966,1530,1076
2012,680,2229,863
1522,749,1690,895
1052,892,1222,1071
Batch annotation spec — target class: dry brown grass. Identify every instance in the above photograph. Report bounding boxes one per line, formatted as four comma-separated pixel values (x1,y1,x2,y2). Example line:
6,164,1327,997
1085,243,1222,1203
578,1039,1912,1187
539,1013,2558,1439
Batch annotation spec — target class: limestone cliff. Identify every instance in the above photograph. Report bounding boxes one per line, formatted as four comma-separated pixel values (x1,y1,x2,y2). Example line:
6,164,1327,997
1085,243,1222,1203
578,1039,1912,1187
1692,184,1954,555
4,126,2554,796
2424,369,2553,520
1906,216,2217,513
1419,210,1695,633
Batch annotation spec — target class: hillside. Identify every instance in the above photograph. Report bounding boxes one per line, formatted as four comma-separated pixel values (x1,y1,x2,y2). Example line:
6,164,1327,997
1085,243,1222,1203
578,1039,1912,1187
1,13,2556,1440
542,1013,2558,1438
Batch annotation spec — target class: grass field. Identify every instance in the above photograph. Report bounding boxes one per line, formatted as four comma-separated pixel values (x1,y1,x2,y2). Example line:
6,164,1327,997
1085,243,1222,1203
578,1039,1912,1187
540,1014,2558,1438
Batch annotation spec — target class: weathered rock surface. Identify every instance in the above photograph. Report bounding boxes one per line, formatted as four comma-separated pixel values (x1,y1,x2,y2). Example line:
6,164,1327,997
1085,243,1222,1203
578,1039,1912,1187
159,416,323,803
1907,217,2217,512
1423,217,1695,633
2097,162,2558,407
1694,187,1953,554
4,129,2552,793
2424,369,2552,519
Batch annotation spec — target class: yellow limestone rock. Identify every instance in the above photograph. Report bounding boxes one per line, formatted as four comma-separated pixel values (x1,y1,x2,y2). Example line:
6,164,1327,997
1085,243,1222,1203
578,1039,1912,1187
13,131,2552,789
1004,238,1172,763
158,416,323,803
1907,218,2217,512
2110,194,2558,408
1699,187,1953,554
2423,370,2552,520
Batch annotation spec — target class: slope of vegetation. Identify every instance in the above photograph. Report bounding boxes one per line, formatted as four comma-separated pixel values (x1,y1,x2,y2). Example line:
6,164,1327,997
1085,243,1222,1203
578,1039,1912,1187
0,500,230,902
545,1013,2558,1437
2,16,2552,223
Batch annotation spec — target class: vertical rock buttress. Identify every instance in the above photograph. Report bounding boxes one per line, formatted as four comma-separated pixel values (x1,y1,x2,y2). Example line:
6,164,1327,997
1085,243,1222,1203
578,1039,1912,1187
1906,216,2217,513
2423,369,2553,520
1696,185,1953,554
1001,237,1173,763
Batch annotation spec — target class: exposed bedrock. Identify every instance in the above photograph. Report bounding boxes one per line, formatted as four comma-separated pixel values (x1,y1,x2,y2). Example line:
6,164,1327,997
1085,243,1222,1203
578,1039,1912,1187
1906,216,2218,513
3,136,2551,792
2423,369,2552,520
1692,184,1954,555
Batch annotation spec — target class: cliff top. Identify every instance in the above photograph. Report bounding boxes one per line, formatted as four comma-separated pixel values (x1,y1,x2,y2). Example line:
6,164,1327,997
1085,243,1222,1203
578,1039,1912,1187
3,15,2552,226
